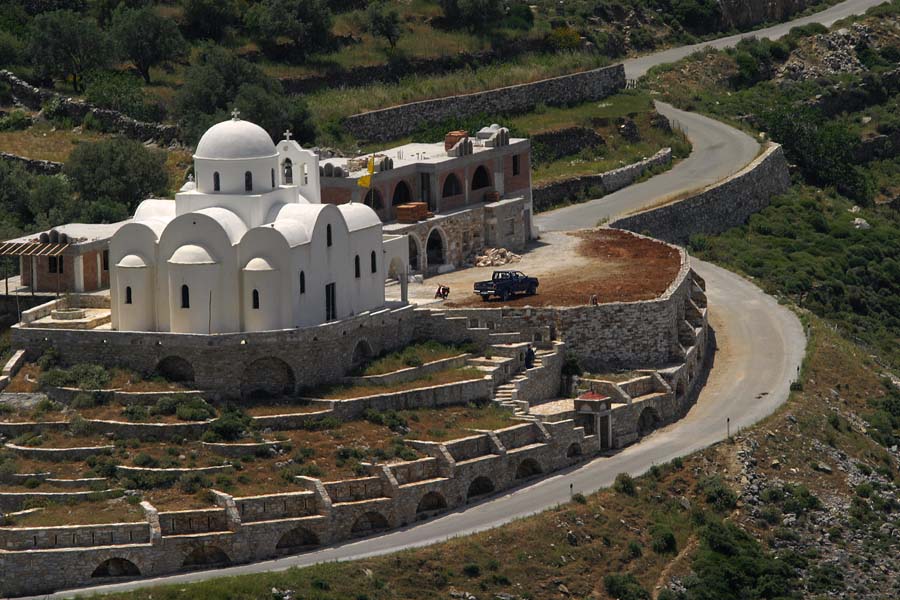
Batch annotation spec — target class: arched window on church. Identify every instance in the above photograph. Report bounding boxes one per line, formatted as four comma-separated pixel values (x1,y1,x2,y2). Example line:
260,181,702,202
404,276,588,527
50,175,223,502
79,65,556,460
302,163,309,185
283,159,293,184
125,286,132,305
299,270,306,294
326,224,332,247
252,289,260,309
245,171,253,191
371,251,377,273
181,285,190,309
354,255,361,278
271,168,275,188
213,172,220,191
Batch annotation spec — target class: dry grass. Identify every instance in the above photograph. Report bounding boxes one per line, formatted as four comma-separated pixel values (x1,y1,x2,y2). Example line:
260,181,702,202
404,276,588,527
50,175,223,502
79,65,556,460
5,496,145,527
309,367,485,400
402,404,516,441
0,122,108,163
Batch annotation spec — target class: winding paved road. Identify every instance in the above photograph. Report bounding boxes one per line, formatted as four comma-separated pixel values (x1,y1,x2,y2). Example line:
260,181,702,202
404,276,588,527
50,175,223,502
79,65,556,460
41,1,886,596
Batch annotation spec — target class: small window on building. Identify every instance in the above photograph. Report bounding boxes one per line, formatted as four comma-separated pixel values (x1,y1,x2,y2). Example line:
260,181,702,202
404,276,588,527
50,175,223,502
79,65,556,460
512,154,521,176
300,270,306,294
370,251,377,273
252,289,260,309
302,163,309,185
48,256,57,273
213,172,220,191
181,285,190,309
271,168,275,188
354,255,361,278
102,250,109,272
283,159,293,184
125,286,132,304
245,171,253,191
326,224,332,247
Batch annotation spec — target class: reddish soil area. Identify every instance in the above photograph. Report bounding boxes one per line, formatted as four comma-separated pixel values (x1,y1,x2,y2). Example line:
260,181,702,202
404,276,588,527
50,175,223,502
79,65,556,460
446,229,681,308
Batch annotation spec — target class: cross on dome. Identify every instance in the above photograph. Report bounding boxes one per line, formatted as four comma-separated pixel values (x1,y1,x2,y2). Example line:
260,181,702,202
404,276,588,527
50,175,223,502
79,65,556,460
283,129,293,141
231,107,241,121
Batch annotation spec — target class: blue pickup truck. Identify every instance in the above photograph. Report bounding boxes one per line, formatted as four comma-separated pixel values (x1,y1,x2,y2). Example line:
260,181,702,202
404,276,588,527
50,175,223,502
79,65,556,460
474,270,539,302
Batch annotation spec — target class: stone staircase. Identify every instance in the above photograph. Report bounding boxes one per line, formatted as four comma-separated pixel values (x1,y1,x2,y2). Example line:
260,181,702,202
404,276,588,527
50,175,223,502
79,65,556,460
490,344,563,419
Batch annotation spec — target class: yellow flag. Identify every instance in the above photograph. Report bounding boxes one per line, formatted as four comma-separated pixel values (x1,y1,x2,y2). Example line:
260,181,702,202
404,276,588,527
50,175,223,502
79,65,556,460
357,156,375,189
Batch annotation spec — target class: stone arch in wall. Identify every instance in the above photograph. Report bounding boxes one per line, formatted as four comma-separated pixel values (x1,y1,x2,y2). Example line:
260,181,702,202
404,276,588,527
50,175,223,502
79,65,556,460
425,227,447,272
155,356,195,383
566,442,582,458
181,545,231,570
350,511,390,537
515,457,543,480
351,339,374,370
638,406,660,436
442,173,462,197
467,476,495,500
471,165,491,191
275,526,320,554
416,491,447,516
91,558,141,578
364,188,384,210
408,234,422,272
392,180,412,206
240,357,296,399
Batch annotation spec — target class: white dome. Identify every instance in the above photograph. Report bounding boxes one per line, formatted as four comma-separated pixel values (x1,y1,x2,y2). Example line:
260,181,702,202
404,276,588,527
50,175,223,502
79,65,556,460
244,257,276,271
194,119,277,160
169,244,216,265
117,254,148,268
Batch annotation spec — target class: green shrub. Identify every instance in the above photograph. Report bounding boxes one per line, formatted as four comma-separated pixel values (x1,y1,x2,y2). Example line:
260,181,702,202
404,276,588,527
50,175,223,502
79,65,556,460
123,404,148,422
627,540,643,559
0,110,30,131
697,475,737,512
70,392,97,409
364,409,408,432
178,472,211,494
604,573,649,600
69,414,92,437
572,492,587,504
651,525,678,554
614,472,636,496
174,398,216,422
40,363,110,390
133,453,158,468
203,407,251,442
462,564,481,578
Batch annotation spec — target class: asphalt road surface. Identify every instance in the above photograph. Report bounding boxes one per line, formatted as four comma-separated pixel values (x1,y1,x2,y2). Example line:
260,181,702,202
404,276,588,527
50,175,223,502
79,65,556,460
37,0,885,595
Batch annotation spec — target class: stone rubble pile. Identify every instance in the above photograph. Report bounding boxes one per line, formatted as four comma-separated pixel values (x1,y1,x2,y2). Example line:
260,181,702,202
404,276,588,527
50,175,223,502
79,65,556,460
475,247,521,267
778,24,873,81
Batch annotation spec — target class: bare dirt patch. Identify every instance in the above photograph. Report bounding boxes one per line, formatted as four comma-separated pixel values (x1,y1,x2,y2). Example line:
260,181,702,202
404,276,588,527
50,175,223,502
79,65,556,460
445,229,681,308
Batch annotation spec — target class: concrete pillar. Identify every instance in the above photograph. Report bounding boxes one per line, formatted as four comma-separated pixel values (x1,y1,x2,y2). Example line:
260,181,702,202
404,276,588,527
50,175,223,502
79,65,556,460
400,265,408,303
74,255,84,293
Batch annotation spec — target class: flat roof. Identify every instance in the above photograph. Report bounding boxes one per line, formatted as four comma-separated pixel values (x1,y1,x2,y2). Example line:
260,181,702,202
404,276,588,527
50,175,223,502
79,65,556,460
321,137,527,180
5,221,130,245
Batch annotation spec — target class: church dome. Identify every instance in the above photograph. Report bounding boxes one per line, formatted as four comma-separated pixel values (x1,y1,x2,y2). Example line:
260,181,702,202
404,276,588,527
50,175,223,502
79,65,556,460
117,254,148,268
194,118,277,160
169,244,216,265
244,257,276,271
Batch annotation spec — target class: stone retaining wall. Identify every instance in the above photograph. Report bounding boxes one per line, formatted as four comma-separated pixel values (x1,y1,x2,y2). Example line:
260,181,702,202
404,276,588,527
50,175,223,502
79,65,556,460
5,442,113,462
0,70,180,144
531,126,605,162
610,143,790,243
533,147,672,212
0,151,63,175
341,353,471,387
342,64,625,142
0,488,122,512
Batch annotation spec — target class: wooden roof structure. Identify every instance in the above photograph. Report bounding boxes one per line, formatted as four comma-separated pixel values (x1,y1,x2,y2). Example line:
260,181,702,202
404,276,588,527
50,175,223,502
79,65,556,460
0,241,69,257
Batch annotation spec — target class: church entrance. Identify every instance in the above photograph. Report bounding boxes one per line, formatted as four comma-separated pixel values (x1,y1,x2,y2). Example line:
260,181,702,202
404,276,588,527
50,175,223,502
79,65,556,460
325,282,336,321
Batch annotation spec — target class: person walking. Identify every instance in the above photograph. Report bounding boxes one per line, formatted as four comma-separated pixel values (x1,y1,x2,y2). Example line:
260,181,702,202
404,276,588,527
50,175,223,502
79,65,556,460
525,344,535,369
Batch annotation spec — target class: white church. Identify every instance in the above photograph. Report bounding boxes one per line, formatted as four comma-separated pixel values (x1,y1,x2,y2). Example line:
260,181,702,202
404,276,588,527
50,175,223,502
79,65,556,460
109,113,407,334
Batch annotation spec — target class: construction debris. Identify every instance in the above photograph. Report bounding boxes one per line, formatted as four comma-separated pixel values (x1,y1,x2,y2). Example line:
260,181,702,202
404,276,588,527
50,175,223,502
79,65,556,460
476,247,522,267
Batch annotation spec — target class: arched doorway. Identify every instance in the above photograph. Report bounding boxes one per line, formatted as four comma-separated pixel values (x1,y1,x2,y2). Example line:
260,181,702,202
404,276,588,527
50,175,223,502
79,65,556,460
275,527,319,554
155,356,194,383
240,357,295,399
416,491,447,518
92,558,140,578
515,458,542,479
392,181,411,206
350,511,389,536
467,476,494,500
471,165,491,190
638,406,660,436
566,443,582,458
351,339,373,370
426,228,445,272
408,235,421,272
181,545,230,570
364,188,384,210
282,158,293,184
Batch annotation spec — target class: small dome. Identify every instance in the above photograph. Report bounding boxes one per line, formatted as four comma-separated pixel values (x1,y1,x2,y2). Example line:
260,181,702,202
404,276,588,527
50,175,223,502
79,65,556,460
169,244,216,265
117,254,148,268
244,257,276,271
194,119,277,160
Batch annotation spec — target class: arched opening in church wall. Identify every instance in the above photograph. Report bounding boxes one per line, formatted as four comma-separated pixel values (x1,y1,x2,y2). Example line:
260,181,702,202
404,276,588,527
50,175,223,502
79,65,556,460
416,491,447,519
181,545,231,571
350,511,389,537
392,181,411,206
426,228,447,273
351,339,374,370
638,406,661,436
155,356,195,383
241,357,296,399
282,158,293,184
364,188,384,211
515,457,542,480
275,527,319,555
467,476,494,501
91,558,141,578
408,235,421,272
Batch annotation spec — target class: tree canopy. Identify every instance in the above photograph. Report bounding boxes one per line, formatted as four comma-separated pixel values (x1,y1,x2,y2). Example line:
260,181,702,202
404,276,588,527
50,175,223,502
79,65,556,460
111,5,188,83
244,0,333,62
28,9,112,91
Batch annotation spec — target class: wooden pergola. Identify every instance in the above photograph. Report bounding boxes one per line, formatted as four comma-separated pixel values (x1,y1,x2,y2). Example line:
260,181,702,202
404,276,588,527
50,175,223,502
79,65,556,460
0,241,69,296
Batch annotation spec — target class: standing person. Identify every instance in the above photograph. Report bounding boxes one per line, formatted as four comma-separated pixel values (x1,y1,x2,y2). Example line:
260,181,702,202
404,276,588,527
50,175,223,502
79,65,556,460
525,344,535,369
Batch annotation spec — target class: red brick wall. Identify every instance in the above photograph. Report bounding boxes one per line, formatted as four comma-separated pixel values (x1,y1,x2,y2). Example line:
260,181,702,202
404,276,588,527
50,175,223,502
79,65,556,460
34,255,75,293
321,187,353,206
438,169,466,211
83,250,100,291
469,162,494,203
504,150,531,195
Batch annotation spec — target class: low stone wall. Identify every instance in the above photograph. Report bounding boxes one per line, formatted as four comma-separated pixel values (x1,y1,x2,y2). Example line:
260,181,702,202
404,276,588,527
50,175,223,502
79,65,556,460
113,390,206,406
157,508,229,536
201,440,283,459
250,409,334,431
0,521,150,551
0,488,122,512
234,491,318,523
533,147,672,212
610,143,790,243
0,151,63,175
116,465,233,478
343,64,625,142
4,442,113,462
0,70,179,144
342,354,471,387
531,126,605,162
